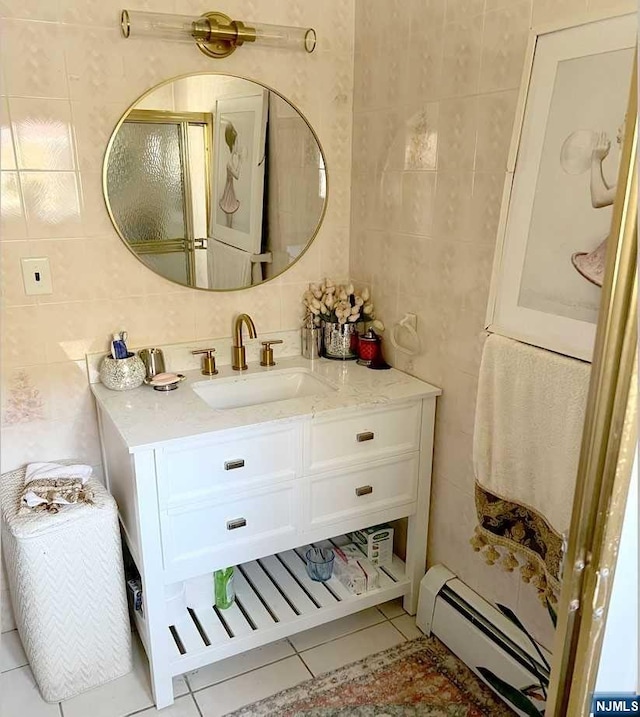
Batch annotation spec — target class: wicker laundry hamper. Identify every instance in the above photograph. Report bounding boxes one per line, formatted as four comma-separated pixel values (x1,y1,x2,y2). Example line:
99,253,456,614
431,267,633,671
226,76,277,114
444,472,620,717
0,464,132,702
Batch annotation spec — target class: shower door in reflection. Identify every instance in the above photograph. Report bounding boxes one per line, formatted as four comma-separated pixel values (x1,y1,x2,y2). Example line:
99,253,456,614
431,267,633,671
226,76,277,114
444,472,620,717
105,110,212,287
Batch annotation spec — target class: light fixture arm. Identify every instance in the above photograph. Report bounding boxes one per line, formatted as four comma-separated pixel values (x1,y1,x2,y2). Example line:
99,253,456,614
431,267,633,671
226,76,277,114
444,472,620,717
121,9,317,58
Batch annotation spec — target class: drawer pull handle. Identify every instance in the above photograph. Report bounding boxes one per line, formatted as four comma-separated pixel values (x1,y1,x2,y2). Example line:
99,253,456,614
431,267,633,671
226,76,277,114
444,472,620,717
357,431,375,442
224,459,245,471
355,485,373,497
227,518,247,530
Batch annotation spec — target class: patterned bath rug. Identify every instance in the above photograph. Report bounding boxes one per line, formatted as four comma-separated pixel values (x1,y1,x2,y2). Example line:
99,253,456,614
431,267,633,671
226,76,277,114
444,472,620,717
226,636,516,717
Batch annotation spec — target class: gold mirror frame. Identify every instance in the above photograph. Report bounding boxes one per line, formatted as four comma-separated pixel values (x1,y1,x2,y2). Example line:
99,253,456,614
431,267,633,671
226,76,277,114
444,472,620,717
546,57,637,716
102,71,329,293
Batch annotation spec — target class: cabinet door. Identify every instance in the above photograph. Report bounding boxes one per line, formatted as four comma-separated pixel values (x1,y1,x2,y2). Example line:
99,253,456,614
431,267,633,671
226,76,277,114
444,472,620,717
308,453,419,528
304,402,421,474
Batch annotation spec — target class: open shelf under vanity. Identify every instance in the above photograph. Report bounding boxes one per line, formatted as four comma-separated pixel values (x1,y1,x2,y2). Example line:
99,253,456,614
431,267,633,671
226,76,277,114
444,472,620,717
134,535,408,677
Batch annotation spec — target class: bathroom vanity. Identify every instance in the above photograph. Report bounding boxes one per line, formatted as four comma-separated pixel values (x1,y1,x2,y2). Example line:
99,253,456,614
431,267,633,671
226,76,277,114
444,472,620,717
93,356,440,708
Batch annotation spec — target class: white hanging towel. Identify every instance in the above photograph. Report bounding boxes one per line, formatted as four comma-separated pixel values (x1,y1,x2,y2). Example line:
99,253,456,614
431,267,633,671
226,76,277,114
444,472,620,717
471,333,591,601
207,237,252,289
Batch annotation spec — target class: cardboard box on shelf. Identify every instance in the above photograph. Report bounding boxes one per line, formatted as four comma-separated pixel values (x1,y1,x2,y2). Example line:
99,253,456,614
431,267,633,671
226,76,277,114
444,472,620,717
349,524,394,568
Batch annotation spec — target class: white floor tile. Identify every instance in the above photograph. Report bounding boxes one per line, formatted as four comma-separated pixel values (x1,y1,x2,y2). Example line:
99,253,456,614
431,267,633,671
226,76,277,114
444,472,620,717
288,608,386,652
1,589,17,633
61,633,187,717
1,629,27,672
0,666,60,717
377,598,407,620
391,614,424,640
194,655,310,717
134,694,200,717
300,621,406,676
186,639,295,691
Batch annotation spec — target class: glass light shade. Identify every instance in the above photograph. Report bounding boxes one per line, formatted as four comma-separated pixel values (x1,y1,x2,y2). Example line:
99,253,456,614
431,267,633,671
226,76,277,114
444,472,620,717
121,10,316,53
121,10,199,43
251,22,316,52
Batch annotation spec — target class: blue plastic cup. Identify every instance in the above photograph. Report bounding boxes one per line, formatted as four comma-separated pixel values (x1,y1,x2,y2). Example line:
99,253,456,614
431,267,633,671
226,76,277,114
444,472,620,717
305,547,335,582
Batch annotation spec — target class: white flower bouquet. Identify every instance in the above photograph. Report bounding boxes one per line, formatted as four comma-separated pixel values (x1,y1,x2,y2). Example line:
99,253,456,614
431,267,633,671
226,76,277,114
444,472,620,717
302,279,384,332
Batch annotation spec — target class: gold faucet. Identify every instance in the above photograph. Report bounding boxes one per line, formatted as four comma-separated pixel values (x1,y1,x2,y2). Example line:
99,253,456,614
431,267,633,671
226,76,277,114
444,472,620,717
232,313,257,370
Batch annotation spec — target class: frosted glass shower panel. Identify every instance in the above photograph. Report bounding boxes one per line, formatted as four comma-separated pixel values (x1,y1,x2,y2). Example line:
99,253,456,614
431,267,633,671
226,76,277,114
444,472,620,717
107,121,187,243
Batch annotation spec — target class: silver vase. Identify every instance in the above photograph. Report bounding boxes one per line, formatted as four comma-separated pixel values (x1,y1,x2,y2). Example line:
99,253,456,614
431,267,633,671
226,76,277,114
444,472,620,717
301,326,322,360
322,321,362,360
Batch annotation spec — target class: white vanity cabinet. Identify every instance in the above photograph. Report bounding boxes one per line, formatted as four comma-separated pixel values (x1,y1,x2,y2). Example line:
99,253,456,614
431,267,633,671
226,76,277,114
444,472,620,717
94,360,439,709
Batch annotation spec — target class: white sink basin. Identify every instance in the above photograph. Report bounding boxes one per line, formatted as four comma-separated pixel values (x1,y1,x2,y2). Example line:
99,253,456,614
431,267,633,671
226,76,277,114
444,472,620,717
192,368,336,410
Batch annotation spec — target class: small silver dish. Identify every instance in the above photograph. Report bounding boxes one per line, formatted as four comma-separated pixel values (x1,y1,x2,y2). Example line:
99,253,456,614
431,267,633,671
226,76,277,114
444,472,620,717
152,382,179,392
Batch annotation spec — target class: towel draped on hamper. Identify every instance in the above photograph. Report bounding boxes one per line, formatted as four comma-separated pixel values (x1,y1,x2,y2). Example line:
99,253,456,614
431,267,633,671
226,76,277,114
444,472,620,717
0,463,132,702
471,334,591,603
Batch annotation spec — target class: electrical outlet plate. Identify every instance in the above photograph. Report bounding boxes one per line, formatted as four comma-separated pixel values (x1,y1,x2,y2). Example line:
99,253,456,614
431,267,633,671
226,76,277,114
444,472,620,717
21,257,52,295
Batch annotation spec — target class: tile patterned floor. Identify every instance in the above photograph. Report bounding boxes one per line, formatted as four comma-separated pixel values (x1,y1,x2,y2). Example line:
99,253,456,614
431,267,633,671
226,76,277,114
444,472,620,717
0,600,417,717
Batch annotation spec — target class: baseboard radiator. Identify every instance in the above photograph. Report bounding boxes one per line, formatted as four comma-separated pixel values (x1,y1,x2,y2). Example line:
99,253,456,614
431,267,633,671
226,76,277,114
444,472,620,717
416,565,551,717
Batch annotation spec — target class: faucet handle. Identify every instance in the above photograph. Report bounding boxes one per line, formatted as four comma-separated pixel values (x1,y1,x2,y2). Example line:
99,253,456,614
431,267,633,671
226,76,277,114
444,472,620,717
260,340,283,367
192,348,218,376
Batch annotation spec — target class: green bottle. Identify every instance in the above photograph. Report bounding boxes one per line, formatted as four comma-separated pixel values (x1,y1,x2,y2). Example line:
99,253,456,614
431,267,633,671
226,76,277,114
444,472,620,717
214,567,235,609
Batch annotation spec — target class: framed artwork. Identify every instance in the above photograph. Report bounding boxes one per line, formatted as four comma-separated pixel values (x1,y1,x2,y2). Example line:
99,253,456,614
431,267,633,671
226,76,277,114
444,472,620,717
211,91,268,254
485,13,635,361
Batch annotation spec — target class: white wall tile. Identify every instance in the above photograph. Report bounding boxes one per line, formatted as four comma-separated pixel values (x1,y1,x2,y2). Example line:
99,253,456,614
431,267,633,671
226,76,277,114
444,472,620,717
474,90,518,172
0,1,355,625
21,171,82,238
1,97,16,170
10,98,76,171
479,2,532,94
437,96,478,172
350,0,624,647
445,0,484,23
0,172,27,239
440,15,484,98
1,21,68,99
0,240,36,307
532,0,588,26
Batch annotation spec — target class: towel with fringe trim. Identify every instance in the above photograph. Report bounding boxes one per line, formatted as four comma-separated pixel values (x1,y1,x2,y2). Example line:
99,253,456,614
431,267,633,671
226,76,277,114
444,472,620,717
471,334,590,603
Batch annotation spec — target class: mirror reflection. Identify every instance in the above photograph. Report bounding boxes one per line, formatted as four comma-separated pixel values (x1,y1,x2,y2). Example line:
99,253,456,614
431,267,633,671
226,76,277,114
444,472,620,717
104,74,327,290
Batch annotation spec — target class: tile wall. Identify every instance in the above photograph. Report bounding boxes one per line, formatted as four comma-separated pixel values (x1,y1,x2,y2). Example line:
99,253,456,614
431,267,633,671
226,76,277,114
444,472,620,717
1,0,634,651
349,0,636,650
0,0,355,629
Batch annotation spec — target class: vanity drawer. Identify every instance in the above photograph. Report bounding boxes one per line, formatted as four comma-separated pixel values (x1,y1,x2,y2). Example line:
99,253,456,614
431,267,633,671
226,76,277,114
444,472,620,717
157,425,301,509
304,402,421,474
308,453,419,527
160,483,298,572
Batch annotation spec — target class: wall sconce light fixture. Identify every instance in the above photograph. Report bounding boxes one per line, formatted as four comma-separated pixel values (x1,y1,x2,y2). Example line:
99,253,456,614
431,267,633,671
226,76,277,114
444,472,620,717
121,9,317,58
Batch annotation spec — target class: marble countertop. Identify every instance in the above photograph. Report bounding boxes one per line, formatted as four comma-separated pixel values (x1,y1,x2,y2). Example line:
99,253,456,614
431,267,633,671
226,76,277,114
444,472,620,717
91,356,441,452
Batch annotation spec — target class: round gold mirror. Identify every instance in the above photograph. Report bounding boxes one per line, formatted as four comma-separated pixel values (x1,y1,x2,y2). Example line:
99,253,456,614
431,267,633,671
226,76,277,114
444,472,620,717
103,73,327,291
